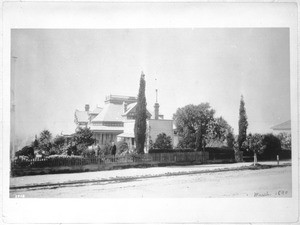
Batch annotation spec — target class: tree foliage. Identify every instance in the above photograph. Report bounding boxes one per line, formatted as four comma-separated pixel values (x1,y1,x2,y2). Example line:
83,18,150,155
53,135,66,148
15,146,35,159
277,133,291,150
32,135,39,149
134,73,147,154
261,134,281,160
39,130,52,153
242,133,264,154
238,95,248,151
208,116,235,148
173,103,216,150
116,140,129,155
152,133,173,149
73,127,95,147
242,133,264,165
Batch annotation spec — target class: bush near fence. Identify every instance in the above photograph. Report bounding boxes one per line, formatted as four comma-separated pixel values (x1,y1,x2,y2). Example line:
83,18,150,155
204,147,235,161
149,147,236,162
257,149,291,161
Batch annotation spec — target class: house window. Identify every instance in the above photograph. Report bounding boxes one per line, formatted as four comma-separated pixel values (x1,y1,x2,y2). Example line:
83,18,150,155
131,138,134,146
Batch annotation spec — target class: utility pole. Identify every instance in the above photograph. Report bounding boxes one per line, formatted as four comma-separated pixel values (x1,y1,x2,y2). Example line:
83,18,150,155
11,56,17,159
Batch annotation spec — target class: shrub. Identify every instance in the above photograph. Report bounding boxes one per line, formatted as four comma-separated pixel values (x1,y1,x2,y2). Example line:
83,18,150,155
205,147,234,160
277,133,291,150
15,146,35,159
260,134,281,160
116,140,129,155
152,133,173,150
74,143,86,155
82,147,96,158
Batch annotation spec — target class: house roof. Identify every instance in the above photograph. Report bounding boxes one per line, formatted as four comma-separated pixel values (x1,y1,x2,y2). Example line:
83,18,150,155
75,110,89,123
92,103,124,123
122,102,137,115
90,106,103,115
271,120,291,130
122,102,153,117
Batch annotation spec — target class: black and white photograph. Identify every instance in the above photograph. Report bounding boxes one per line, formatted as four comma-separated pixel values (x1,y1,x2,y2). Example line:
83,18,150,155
1,1,299,224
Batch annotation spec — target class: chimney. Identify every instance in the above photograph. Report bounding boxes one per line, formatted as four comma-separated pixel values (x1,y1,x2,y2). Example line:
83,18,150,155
85,104,90,112
154,88,159,120
154,103,159,120
123,102,128,113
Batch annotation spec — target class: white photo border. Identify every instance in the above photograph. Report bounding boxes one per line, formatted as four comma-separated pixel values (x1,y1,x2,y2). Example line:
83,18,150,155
1,1,299,224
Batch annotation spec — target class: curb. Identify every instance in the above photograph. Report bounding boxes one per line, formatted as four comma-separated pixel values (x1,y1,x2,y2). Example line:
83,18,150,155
10,163,291,191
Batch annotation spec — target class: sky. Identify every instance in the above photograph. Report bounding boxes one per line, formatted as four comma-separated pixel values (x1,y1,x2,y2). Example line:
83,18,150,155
11,28,290,145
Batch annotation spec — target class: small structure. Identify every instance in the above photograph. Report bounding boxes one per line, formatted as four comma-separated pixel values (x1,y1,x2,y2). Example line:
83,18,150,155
271,120,291,135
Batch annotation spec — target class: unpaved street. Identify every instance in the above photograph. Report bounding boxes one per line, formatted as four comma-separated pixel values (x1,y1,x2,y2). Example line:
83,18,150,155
10,166,291,198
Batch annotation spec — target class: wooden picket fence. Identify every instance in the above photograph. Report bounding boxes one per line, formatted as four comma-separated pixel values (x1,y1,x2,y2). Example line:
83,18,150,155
11,152,209,169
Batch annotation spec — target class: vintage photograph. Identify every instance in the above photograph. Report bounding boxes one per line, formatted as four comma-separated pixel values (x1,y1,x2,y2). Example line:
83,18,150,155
10,28,292,198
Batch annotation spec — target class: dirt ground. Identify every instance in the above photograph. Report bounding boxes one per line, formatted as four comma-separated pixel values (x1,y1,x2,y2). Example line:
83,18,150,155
10,166,291,198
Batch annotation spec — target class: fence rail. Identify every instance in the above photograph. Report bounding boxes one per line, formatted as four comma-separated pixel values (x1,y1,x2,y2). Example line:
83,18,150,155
11,152,209,169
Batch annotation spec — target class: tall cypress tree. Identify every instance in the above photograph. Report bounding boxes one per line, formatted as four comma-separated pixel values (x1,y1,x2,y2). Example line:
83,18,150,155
238,95,248,151
134,72,147,154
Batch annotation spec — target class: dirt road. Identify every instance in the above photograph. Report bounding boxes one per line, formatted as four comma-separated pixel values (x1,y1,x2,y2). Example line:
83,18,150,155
10,166,291,198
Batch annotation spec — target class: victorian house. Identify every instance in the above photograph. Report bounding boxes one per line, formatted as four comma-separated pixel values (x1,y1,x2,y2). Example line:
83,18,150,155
74,94,178,152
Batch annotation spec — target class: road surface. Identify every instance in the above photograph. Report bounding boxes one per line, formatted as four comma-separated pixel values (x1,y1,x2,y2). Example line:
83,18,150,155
10,166,291,198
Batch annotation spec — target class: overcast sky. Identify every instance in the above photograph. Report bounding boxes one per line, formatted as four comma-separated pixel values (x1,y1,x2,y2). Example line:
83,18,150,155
11,28,290,143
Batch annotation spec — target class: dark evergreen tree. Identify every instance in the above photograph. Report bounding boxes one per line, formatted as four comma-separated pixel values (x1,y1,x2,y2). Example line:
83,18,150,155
73,127,95,147
152,133,173,149
238,95,248,151
134,72,147,154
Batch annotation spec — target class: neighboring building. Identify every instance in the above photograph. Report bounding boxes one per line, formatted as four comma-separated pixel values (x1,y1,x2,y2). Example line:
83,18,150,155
271,120,291,135
118,119,174,153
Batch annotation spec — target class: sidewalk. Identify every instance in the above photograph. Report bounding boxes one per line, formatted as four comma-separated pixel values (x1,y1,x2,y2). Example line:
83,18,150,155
10,160,291,189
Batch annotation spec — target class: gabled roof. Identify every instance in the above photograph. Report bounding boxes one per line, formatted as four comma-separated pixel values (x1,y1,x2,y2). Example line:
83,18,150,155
122,102,137,116
92,103,124,122
122,102,152,117
90,106,103,115
75,110,89,123
271,120,291,130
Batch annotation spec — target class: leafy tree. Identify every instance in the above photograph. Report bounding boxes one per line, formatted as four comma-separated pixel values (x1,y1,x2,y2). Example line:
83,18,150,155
277,133,291,150
152,133,173,149
32,135,39,149
238,95,248,152
226,132,235,149
53,135,65,148
208,116,235,148
15,146,35,159
51,135,66,155
173,103,215,151
73,127,95,147
116,140,129,155
39,130,52,153
134,73,147,154
242,133,264,166
261,134,281,160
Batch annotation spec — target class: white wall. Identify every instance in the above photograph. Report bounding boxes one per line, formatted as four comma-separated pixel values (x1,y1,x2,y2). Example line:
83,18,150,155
148,119,174,144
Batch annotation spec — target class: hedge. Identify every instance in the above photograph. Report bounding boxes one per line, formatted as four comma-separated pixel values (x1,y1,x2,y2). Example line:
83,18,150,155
205,147,235,160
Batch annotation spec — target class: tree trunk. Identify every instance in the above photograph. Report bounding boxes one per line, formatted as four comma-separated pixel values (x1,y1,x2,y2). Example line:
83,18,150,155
253,152,257,166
